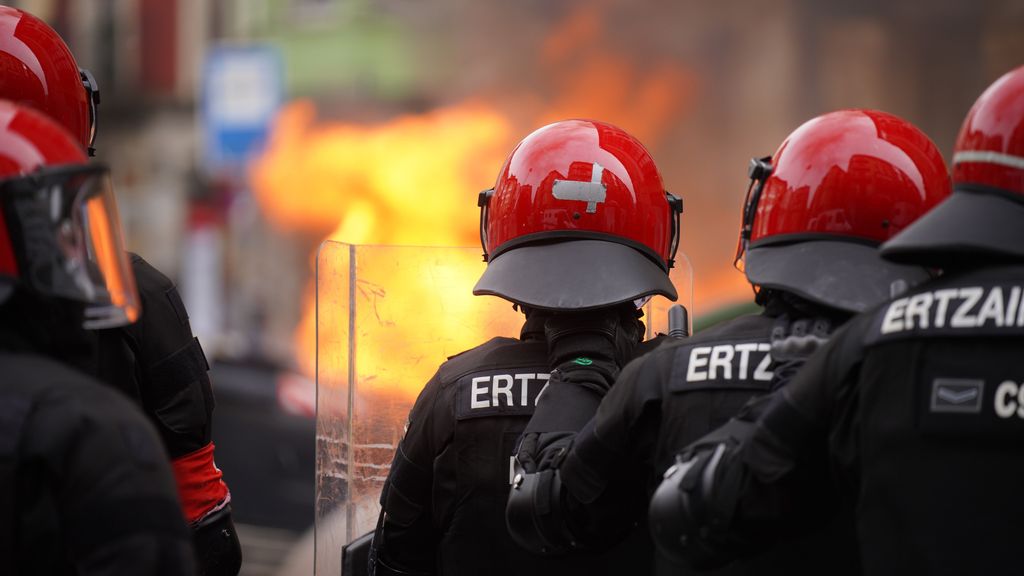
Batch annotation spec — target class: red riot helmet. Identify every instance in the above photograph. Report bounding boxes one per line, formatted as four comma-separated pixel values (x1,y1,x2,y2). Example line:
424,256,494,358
882,65,1024,266
0,6,99,155
735,109,950,313
473,119,683,310
0,100,137,327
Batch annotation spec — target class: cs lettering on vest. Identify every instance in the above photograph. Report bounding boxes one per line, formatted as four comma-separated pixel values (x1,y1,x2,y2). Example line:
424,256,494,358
994,380,1024,419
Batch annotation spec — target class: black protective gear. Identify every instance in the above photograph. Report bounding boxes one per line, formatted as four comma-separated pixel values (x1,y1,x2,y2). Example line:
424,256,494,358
516,371,609,477
0,347,195,576
516,305,645,474
649,416,760,567
370,315,654,576
507,306,657,555
649,456,711,565
93,254,235,575
0,286,96,369
505,466,570,554
652,390,845,571
673,264,1024,574
514,428,573,474
544,304,645,388
509,297,859,575
192,506,241,576
96,253,216,458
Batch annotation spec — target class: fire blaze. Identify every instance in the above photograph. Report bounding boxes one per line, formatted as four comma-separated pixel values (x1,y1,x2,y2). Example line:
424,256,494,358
251,100,511,245
251,100,518,396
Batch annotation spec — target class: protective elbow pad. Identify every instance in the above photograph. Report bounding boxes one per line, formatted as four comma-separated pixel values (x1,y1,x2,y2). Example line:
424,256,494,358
380,444,430,528
649,449,725,567
650,417,760,569
150,337,214,457
506,466,571,555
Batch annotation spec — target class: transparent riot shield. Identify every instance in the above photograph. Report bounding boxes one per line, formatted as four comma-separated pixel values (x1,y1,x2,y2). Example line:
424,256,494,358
315,241,692,575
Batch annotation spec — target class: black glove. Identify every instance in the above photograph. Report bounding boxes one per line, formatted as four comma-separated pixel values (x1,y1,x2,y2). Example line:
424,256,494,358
513,305,644,475
514,305,642,475
515,429,575,474
517,373,605,473
193,507,242,576
544,304,644,390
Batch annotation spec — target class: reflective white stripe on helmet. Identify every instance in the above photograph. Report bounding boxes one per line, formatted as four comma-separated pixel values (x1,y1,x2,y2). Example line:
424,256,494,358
953,150,1024,170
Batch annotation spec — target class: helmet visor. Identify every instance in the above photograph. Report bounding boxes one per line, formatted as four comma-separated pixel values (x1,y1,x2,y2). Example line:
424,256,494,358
4,164,139,328
473,239,678,310
880,189,1024,266
745,239,931,313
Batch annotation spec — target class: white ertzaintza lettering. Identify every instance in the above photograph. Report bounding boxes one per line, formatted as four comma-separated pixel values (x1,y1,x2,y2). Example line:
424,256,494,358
879,285,1024,336
686,343,772,383
951,287,983,328
469,373,549,410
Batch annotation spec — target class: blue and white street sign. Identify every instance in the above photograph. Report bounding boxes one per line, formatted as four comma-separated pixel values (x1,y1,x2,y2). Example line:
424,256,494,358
202,44,283,171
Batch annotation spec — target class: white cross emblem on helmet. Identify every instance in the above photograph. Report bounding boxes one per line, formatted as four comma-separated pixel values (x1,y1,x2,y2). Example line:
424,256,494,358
552,163,607,213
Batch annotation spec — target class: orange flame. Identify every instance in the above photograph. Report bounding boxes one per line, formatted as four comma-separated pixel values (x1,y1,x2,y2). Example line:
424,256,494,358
251,100,515,386
252,100,511,244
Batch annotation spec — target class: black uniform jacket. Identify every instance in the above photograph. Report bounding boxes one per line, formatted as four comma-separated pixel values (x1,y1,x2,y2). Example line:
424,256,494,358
372,316,654,576
559,311,858,575
560,314,775,502
95,253,215,460
724,264,1024,575
0,351,195,575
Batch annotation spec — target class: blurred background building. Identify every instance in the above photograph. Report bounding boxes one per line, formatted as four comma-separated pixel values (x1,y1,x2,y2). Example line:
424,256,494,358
8,0,1022,574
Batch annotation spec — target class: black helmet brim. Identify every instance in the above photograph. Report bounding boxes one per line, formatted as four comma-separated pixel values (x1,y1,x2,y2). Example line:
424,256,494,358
473,239,677,310
880,190,1024,267
745,240,930,313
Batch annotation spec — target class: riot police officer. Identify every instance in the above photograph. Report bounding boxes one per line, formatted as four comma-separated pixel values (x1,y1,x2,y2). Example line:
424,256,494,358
650,67,1024,575
0,101,196,575
0,8,240,573
508,110,951,574
368,119,684,576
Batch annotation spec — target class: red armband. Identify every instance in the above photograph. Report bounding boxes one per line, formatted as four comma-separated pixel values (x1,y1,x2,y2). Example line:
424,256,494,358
171,442,231,525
